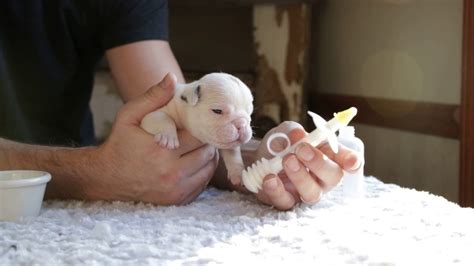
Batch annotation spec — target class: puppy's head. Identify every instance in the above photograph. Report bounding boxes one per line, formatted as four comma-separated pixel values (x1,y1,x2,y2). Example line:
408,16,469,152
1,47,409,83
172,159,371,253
179,73,253,149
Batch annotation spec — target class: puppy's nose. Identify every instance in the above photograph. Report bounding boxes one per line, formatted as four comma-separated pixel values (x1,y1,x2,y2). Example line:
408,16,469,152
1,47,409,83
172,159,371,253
233,118,248,129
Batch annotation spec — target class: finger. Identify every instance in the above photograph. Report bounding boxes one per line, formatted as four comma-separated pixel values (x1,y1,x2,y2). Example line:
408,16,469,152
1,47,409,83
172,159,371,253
265,121,305,149
270,121,305,136
119,73,177,125
317,143,363,171
175,130,206,155
261,174,296,210
283,154,324,204
265,127,307,156
287,128,307,144
177,144,216,178
180,153,219,204
295,143,343,191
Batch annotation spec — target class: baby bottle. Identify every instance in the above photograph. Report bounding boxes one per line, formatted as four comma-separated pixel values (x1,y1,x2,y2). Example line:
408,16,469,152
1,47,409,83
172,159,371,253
337,126,365,198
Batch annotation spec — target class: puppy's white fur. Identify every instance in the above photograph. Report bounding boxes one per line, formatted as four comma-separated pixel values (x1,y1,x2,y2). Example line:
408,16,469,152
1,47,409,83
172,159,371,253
141,73,254,185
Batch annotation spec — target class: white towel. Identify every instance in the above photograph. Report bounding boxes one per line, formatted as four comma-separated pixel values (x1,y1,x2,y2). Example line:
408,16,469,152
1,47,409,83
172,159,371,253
1,177,473,265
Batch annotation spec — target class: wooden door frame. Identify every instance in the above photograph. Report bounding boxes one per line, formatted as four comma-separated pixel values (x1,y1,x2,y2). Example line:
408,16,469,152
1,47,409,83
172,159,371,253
460,0,474,207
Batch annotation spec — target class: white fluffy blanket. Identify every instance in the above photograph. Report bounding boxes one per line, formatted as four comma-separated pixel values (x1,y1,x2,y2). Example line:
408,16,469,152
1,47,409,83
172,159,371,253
1,177,473,265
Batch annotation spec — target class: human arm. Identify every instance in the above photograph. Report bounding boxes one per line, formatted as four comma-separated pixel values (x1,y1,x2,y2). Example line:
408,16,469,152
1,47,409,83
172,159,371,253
93,0,182,101
106,40,185,101
0,74,218,205
0,138,99,200
93,0,218,203
103,35,220,204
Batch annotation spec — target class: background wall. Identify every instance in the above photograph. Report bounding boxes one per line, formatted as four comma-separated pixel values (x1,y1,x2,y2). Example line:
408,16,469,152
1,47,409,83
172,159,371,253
311,0,463,202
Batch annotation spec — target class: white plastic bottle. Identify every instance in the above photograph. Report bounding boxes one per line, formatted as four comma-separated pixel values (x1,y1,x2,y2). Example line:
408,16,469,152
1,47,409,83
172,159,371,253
337,126,365,199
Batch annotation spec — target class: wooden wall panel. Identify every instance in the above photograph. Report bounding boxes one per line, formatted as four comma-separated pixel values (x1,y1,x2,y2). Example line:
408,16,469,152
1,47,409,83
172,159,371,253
460,0,474,207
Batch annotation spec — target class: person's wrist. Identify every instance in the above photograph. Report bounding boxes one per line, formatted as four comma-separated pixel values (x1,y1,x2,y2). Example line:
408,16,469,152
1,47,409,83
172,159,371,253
83,144,113,200
54,146,102,200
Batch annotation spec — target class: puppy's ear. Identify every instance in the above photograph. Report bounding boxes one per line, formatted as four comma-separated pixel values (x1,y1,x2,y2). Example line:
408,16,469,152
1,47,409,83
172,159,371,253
180,85,201,106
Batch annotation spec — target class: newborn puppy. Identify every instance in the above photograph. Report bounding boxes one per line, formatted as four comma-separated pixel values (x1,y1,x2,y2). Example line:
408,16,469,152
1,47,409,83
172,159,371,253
141,73,254,185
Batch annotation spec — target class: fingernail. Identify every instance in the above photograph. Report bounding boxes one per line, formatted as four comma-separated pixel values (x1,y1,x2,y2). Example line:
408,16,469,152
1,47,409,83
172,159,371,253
297,144,314,161
160,73,173,88
209,148,216,159
285,156,300,172
344,154,362,170
264,177,278,191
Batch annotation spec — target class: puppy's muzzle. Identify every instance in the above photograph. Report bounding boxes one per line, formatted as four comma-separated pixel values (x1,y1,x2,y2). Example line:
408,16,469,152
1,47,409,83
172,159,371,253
233,117,252,143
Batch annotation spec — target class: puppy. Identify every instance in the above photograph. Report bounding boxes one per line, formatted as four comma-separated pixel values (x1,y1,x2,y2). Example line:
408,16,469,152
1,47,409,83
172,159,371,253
140,73,254,185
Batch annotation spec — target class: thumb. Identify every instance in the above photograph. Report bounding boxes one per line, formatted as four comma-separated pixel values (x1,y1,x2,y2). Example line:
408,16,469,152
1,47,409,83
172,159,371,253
119,73,177,124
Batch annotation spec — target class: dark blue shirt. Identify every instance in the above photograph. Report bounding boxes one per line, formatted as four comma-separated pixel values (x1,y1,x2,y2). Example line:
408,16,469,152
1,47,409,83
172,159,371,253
0,0,168,146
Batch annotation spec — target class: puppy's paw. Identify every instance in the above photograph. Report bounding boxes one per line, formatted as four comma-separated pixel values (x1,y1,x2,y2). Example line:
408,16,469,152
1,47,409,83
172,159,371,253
226,163,245,186
154,131,180,149
228,168,244,186
228,174,242,186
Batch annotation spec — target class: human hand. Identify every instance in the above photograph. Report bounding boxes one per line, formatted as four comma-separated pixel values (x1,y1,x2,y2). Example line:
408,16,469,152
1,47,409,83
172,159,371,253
253,121,363,210
91,73,218,205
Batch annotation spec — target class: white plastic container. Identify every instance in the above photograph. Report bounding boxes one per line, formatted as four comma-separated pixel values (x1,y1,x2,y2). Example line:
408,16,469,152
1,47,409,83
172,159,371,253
337,126,365,198
0,170,51,221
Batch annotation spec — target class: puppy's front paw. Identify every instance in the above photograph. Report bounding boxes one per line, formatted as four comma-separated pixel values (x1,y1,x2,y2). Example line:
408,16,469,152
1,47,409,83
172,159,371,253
229,174,242,186
154,131,180,149
228,167,243,186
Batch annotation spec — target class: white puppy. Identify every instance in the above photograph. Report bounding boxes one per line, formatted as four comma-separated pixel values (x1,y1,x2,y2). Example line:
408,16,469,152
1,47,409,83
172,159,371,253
141,73,254,185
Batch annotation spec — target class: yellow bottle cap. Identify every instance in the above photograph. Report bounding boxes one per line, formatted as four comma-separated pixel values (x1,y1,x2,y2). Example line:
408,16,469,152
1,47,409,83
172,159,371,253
334,107,358,125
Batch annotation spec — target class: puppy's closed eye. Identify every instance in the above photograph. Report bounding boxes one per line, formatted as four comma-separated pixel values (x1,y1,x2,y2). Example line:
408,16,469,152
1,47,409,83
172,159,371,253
212,109,223,115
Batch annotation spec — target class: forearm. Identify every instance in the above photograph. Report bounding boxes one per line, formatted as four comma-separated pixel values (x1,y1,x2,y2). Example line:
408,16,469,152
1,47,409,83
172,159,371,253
106,40,185,102
0,138,101,200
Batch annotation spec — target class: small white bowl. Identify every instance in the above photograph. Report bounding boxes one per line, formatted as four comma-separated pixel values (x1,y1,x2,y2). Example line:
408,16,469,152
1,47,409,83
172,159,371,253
0,170,51,221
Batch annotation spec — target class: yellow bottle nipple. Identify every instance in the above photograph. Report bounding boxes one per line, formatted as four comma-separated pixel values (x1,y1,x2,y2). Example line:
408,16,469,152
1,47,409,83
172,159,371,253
334,107,358,126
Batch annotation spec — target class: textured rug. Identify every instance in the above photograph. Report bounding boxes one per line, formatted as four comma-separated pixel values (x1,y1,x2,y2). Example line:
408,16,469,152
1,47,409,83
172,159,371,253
1,177,473,265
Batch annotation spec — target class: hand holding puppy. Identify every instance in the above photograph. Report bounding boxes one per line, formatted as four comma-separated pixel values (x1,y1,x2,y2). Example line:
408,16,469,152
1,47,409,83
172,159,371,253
94,73,219,205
